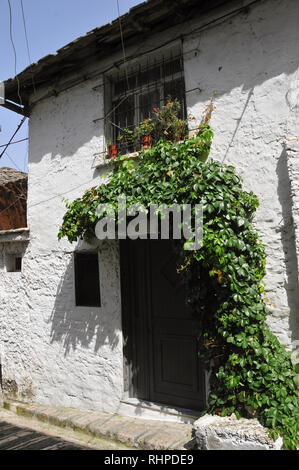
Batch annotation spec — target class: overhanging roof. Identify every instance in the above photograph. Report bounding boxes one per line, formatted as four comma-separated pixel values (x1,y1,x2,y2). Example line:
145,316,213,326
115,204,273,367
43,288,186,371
2,0,237,115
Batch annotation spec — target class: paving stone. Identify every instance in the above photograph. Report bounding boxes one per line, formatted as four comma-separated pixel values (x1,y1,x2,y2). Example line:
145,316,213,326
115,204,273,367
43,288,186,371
134,428,166,449
138,427,184,450
15,404,37,418
110,421,159,447
48,409,85,427
89,416,132,439
70,411,106,431
33,407,61,423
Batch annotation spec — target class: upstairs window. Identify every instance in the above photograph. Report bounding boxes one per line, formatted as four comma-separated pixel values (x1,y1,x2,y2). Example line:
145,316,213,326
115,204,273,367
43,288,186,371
74,252,101,307
105,49,186,156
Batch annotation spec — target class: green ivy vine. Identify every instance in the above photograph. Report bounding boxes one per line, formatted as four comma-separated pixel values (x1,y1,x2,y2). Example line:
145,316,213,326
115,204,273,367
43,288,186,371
58,124,299,449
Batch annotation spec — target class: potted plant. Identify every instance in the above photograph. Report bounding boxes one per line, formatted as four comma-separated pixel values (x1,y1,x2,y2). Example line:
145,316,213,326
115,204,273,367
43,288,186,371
117,128,136,153
106,139,118,159
135,118,155,149
153,99,187,143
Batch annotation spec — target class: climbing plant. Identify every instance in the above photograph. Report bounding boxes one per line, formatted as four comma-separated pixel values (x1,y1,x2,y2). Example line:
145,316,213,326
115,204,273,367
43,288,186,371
58,124,299,450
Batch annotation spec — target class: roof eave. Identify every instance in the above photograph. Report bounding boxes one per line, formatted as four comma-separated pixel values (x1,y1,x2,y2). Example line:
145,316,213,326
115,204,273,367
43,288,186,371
3,0,234,113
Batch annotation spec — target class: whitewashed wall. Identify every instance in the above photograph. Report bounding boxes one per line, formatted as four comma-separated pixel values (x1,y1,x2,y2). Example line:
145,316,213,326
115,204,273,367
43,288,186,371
184,0,299,350
0,0,298,411
0,78,124,411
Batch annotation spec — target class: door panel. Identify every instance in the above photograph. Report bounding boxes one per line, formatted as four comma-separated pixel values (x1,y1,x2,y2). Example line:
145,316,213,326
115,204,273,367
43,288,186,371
120,239,150,400
120,239,205,410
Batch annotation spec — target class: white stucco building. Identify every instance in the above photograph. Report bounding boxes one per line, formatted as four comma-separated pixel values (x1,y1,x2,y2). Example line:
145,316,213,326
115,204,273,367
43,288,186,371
1,0,299,420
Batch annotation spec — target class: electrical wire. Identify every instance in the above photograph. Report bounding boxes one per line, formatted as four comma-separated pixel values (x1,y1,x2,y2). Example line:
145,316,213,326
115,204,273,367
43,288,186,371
23,0,262,114
24,141,28,172
0,116,27,161
7,0,23,107
4,150,24,173
0,176,98,219
0,0,264,219
116,0,130,91
0,137,28,149
0,157,28,201
20,0,36,95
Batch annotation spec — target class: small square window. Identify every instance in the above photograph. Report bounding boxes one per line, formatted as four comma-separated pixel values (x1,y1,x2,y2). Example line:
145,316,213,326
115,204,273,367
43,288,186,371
5,254,23,273
74,252,101,307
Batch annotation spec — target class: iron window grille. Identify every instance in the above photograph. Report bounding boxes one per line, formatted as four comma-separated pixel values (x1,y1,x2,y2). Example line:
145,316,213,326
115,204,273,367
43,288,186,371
105,50,187,156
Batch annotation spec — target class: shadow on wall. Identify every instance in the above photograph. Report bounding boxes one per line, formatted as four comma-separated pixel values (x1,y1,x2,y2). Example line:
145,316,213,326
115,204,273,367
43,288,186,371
184,1,299,156
49,244,120,356
276,148,299,343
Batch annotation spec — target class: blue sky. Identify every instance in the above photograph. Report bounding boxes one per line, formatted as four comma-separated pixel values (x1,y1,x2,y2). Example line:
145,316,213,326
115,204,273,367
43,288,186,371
0,0,144,172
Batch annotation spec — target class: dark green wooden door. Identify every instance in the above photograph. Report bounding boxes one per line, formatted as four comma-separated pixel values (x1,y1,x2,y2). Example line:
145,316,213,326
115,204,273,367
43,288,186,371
120,239,205,411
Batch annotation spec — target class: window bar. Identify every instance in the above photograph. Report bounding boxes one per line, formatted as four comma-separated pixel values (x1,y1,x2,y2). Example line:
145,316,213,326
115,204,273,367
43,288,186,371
108,48,185,156
104,74,108,150
147,55,151,120
181,51,187,122
162,54,166,105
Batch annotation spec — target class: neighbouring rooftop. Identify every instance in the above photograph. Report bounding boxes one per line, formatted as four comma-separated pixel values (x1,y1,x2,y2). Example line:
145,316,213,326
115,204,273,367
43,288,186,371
0,167,27,187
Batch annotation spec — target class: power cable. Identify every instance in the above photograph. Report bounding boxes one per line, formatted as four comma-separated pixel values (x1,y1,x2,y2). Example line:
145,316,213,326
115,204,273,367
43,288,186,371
116,0,130,91
25,0,263,113
0,137,28,149
20,0,36,95
7,0,23,107
0,117,27,159
0,176,97,219
0,158,28,201
0,0,264,220
4,150,24,173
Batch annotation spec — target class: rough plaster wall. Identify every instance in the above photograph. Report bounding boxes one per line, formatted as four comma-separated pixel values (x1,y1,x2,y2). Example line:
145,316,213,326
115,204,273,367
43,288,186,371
184,0,299,350
284,141,299,352
0,77,124,412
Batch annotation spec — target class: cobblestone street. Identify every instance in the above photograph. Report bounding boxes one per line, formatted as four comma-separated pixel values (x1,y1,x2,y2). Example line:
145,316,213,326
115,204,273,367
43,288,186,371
0,407,138,450
0,420,90,450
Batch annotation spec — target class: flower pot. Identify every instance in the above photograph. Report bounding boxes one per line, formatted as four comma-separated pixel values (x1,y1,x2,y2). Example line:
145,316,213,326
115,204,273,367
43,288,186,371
142,136,153,149
108,144,118,159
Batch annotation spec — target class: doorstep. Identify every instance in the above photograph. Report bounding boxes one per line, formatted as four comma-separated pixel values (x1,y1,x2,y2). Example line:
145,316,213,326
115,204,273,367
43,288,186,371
2,400,195,450
119,398,202,424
